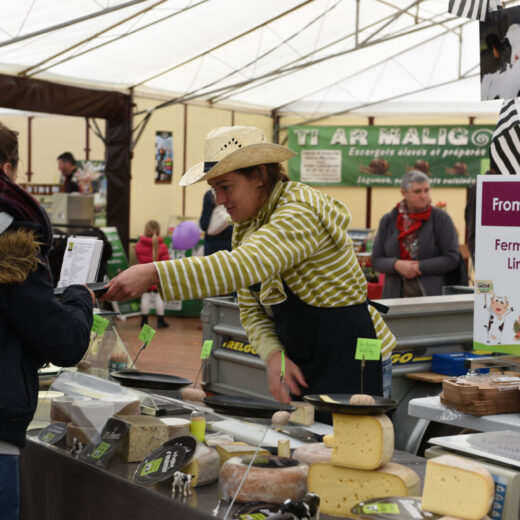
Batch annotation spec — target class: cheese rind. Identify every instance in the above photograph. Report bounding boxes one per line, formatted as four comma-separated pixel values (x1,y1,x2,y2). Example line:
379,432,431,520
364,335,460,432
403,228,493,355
219,456,308,504
159,417,191,438
115,414,168,462
421,455,495,520
293,442,332,466
181,442,219,487
331,413,394,470
308,462,421,518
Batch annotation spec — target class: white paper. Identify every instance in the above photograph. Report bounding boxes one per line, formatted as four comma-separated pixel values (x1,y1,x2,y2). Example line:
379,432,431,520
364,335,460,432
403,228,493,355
58,237,103,287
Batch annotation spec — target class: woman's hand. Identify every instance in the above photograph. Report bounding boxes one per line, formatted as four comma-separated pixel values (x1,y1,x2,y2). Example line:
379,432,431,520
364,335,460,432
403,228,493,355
266,350,308,404
394,259,421,279
100,263,159,302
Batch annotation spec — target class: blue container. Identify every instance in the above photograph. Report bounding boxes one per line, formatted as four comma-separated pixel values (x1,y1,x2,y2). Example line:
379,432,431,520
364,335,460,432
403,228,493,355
431,352,490,376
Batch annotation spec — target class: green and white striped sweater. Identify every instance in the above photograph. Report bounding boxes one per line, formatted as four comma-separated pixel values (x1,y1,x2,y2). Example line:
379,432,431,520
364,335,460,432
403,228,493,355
156,181,396,362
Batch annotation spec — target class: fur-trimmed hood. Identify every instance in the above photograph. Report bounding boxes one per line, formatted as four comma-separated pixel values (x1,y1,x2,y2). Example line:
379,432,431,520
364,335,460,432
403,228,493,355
0,229,41,284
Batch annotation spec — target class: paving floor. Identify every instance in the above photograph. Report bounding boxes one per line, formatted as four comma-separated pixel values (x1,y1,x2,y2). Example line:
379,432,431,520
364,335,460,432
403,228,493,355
114,314,203,383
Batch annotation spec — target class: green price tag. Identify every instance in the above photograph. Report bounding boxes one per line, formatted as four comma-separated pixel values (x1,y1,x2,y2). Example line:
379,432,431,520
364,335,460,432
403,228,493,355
362,503,400,514
239,514,267,520
355,338,382,360
90,442,111,460
200,340,213,360
138,324,156,346
92,314,109,336
140,457,162,476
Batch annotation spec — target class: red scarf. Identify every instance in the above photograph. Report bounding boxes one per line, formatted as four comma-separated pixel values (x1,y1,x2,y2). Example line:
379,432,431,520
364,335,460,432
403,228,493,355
396,202,433,260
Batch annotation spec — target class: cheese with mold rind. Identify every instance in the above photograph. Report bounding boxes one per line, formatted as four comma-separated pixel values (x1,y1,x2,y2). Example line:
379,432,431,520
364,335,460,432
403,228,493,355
181,442,219,487
308,462,421,518
331,413,394,470
421,455,495,520
293,442,332,466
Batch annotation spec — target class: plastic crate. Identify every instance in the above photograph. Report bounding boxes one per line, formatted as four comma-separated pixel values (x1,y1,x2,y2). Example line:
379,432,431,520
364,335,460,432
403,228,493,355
432,352,490,376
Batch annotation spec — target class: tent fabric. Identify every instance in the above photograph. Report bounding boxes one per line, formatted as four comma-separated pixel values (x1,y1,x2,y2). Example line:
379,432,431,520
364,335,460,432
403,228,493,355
0,0,508,116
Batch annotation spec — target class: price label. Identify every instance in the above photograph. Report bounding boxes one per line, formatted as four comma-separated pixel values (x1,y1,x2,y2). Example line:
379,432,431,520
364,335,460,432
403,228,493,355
38,422,67,445
362,504,400,514
91,314,109,336
139,324,156,346
200,339,213,360
355,338,382,360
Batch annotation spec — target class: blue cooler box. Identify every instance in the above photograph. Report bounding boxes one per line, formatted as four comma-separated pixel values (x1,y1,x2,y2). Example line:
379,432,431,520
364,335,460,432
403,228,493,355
431,352,490,376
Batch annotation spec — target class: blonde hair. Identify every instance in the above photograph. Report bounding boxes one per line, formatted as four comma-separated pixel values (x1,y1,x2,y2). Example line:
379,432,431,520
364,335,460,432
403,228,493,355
144,220,161,261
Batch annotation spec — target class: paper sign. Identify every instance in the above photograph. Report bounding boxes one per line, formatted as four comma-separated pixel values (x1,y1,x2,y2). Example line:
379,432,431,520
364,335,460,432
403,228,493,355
138,324,156,346
200,339,213,360
475,280,493,294
355,338,382,360
91,314,109,336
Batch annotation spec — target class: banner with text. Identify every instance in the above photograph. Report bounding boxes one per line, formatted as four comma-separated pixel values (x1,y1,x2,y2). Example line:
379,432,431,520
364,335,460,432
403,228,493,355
287,125,494,187
473,176,520,354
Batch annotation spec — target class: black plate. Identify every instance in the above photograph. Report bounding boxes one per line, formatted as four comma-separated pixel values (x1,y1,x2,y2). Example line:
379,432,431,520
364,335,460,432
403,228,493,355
203,395,296,418
110,369,192,390
303,394,398,415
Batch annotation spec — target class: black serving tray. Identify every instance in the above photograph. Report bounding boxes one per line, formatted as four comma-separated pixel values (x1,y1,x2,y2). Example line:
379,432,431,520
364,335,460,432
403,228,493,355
303,394,398,415
203,395,295,418
110,369,192,390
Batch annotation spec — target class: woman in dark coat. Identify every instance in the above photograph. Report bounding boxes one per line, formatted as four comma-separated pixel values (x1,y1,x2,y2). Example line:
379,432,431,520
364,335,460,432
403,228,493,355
0,122,94,519
199,188,233,256
372,170,459,298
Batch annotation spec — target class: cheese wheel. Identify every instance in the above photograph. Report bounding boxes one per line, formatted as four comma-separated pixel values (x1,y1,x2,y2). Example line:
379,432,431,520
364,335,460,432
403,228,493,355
219,455,308,504
216,443,270,464
181,442,220,487
293,442,332,466
116,414,169,462
308,462,421,518
349,394,376,406
421,455,495,520
159,417,191,438
332,413,394,470
71,401,114,429
66,422,97,447
181,387,206,402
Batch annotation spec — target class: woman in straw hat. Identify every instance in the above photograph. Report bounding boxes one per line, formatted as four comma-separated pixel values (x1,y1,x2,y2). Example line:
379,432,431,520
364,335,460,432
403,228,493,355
103,126,395,404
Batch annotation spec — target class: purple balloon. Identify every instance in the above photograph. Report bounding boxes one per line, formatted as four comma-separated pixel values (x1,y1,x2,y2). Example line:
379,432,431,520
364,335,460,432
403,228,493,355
172,221,200,250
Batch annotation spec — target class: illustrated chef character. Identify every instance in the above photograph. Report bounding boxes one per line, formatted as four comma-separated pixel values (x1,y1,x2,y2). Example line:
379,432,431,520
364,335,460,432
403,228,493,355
101,126,396,407
484,293,513,344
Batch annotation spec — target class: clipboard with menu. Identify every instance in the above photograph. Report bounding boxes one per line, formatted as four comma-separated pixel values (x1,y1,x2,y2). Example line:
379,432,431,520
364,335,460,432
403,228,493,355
57,236,104,288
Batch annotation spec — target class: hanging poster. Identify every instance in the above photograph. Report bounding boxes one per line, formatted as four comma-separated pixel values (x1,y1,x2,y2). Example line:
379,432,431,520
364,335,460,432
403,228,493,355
473,176,520,354
480,5,520,101
155,131,173,183
287,125,494,187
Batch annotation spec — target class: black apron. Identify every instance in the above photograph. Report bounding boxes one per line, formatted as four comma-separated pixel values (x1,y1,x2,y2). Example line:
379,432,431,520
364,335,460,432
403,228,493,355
251,281,384,408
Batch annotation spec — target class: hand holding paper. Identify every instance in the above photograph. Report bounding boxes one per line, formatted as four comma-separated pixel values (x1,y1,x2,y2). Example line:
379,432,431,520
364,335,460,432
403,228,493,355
101,263,159,302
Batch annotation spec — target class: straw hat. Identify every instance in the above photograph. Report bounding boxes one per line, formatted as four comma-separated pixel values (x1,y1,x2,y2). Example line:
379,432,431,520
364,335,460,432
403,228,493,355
179,126,296,186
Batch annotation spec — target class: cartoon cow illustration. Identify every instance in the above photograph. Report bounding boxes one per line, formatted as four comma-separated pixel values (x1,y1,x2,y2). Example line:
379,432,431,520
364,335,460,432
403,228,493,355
484,293,514,344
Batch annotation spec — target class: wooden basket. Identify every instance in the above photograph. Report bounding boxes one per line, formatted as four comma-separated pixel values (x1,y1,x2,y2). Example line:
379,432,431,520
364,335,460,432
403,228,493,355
441,377,520,416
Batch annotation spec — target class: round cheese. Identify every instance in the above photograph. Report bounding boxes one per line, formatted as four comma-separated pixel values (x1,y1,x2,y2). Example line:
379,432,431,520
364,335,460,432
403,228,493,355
159,417,191,438
219,455,308,504
181,442,220,487
349,394,376,405
293,442,332,465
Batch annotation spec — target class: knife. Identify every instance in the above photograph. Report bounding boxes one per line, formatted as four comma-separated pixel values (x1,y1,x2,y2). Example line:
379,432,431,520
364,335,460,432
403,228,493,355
274,426,324,443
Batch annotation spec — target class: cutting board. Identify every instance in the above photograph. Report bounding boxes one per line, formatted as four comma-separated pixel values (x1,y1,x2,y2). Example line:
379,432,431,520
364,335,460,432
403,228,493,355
405,372,450,383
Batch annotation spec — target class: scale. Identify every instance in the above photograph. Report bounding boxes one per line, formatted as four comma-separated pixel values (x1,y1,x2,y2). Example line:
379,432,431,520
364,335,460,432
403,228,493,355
425,431,520,520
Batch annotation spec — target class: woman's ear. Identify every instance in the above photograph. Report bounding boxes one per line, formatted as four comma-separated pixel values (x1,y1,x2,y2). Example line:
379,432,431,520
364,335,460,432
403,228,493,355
2,162,14,181
255,164,267,187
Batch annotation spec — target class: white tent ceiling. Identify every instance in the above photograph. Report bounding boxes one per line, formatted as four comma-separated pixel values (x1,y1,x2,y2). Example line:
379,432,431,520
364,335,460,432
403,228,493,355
0,0,516,118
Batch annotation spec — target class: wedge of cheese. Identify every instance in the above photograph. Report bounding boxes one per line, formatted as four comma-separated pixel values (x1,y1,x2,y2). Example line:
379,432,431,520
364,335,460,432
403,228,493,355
331,413,394,470
308,462,420,518
216,442,270,464
289,401,315,426
181,442,220,487
421,455,495,520
115,415,168,462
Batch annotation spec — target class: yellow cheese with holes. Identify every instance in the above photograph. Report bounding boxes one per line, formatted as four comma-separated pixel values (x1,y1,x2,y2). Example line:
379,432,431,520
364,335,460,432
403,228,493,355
421,455,495,520
216,443,270,464
331,413,394,470
323,434,334,447
181,443,220,487
309,462,420,518
289,401,315,425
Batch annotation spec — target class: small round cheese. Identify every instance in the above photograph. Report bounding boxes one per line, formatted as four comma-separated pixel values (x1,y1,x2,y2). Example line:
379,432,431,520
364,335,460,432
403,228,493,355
181,387,206,402
349,394,376,406
219,455,308,504
271,411,290,426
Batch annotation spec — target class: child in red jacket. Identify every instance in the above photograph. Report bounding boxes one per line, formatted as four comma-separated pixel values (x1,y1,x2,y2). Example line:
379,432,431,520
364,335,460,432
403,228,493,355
135,220,170,328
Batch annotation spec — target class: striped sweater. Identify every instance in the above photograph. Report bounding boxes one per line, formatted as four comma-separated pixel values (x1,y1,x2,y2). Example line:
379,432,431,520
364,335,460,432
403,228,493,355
156,181,396,362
